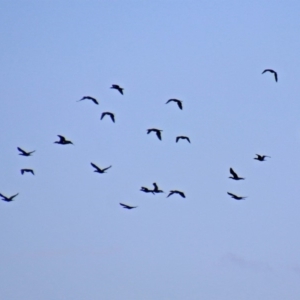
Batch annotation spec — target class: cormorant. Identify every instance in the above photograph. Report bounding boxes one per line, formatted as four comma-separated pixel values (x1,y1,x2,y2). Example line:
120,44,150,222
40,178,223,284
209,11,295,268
21,169,34,175
147,128,162,140
140,187,155,194
227,192,247,200
77,96,99,105
167,190,186,198
0,193,19,202
229,168,245,180
120,203,137,209
110,84,124,95
254,154,271,161
101,112,115,123
17,147,35,156
262,69,278,82
91,162,111,174
54,135,73,145
166,99,183,110
176,136,191,143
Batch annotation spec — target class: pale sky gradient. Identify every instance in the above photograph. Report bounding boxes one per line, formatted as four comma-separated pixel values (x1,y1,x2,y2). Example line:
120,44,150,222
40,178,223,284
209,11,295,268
1,1,300,299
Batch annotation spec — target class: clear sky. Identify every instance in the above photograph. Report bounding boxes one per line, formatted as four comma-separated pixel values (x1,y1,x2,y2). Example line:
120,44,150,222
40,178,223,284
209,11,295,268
1,1,300,299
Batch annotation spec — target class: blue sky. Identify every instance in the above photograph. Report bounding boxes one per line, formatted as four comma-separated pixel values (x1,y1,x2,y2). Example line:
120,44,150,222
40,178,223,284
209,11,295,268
1,1,300,299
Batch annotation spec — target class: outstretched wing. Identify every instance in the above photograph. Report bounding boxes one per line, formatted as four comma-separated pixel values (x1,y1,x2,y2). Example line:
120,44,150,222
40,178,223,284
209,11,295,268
17,147,26,155
102,165,112,172
110,114,115,123
274,72,278,82
91,162,101,171
227,192,236,198
230,168,238,178
156,131,162,140
57,135,65,142
177,101,183,110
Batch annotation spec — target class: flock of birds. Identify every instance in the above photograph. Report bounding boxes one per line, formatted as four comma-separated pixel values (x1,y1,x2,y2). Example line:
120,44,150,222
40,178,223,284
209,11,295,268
2,70,277,207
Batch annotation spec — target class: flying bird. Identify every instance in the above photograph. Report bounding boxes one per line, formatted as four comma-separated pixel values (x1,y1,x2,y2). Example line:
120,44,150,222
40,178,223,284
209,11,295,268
120,203,137,209
110,84,124,95
229,168,245,180
176,136,191,143
101,112,115,123
140,187,155,194
0,193,19,202
167,190,186,198
262,69,278,82
77,96,99,105
166,99,183,110
254,154,271,161
54,135,73,145
21,169,34,175
91,162,111,174
227,192,247,200
147,128,162,140
17,147,35,156
153,182,164,193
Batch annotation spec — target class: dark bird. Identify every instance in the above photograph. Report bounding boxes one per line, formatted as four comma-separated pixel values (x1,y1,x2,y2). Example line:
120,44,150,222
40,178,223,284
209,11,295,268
54,135,73,145
0,193,19,202
101,112,115,123
254,154,271,161
153,182,164,193
167,190,186,198
77,96,99,105
120,203,137,209
140,187,155,194
21,169,34,175
176,136,191,143
166,99,183,110
227,192,247,200
147,128,162,140
17,147,35,156
91,162,111,174
229,168,245,180
262,69,278,82
110,84,124,95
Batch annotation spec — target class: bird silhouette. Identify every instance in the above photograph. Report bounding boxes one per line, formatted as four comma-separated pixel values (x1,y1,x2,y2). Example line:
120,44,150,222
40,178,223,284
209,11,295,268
101,112,115,123
120,203,137,209
227,192,247,200
254,154,271,161
166,99,183,110
17,147,35,156
21,169,34,175
110,84,124,95
229,168,245,180
176,136,191,143
140,187,155,194
262,69,278,82
167,190,186,198
147,128,162,140
153,182,164,193
77,96,99,105
54,135,73,145
91,162,111,174
0,193,19,202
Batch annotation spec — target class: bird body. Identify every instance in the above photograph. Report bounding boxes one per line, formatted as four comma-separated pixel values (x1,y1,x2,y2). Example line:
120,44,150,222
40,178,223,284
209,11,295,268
227,192,247,200
262,69,278,82
17,147,35,156
54,135,73,145
101,112,115,123
120,203,137,209
176,136,191,143
140,187,155,194
0,193,19,202
254,154,271,161
77,96,99,105
110,84,124,95
229,168,244,180
147,128,162,140
166,99,183,110
167,190,185,198
21,169,34,175
91,162,111,174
